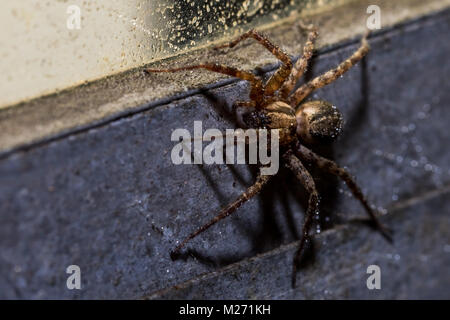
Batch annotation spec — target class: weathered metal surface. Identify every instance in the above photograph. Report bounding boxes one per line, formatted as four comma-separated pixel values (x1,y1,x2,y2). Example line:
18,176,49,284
0,10,449,299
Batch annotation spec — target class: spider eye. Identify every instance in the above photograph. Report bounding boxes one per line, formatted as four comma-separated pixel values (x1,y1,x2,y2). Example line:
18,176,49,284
296,100,343,144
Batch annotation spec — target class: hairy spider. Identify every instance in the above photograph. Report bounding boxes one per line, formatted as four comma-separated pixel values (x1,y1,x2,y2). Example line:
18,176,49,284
145,24,392,287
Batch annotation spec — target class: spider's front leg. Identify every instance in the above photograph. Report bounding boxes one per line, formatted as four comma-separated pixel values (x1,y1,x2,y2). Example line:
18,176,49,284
215,29,293,96
145,63,264,105
296,144,392,242
289,31,370,107
170,168,272,260
279,24,318,99
283,150,320,288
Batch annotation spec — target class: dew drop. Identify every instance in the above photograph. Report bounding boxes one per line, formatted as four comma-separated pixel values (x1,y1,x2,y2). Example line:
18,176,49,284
417,112,426,119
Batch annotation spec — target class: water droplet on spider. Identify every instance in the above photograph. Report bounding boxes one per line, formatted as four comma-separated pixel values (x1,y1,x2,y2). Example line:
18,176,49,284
394,254,401,261
424,164,433,171
392,194,398,201
396,156,403,164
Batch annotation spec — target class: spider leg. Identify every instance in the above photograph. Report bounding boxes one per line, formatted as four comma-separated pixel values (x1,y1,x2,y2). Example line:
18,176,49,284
215,29,293,97
170,168,272,259
280,25,318,99
289,31,370,107
295,144,392,242
145,64,264,105
283,150,320,288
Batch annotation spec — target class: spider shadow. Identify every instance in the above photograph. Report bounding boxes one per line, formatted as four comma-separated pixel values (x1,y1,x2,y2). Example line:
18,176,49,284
174,55,371,271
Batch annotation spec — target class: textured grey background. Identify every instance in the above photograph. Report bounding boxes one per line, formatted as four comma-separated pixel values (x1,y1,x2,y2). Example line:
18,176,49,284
0,10,449,299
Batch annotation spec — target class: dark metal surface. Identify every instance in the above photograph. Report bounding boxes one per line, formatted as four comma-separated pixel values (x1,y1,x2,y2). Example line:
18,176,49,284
0,10,449,299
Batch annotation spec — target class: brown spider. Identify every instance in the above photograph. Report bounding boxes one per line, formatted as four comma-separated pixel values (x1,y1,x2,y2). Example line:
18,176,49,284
145,24,392,287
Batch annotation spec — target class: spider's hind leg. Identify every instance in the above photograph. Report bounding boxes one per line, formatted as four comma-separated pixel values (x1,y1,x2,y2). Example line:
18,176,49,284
283,150,320,288
170,168,272,260
296,144,392,242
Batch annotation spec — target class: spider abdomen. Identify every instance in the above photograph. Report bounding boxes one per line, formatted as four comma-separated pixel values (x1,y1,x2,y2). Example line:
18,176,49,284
295,100,344,145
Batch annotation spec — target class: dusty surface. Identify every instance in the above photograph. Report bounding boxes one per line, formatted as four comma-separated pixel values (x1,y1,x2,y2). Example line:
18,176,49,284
0,0,449,156
0,0,350,109
0,10,449,299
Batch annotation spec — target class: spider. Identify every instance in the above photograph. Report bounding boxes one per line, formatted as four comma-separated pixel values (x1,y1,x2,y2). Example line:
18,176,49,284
145,24,392,287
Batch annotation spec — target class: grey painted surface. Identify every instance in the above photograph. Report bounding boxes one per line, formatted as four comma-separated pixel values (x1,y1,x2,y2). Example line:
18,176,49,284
0,11,449,299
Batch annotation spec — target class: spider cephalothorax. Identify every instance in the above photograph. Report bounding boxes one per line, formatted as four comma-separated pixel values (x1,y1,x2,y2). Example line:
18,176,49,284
241,101,297,146
146,25,391,287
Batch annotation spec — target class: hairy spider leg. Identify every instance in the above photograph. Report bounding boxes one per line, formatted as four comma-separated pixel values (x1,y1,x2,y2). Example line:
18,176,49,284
170,169,272,259
233,100,256,109
215,29,293,97
280,25,318,99
296,144,393,242
283,150,320,288
289,31,370,107
145,64,264,105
